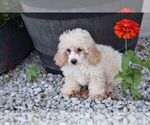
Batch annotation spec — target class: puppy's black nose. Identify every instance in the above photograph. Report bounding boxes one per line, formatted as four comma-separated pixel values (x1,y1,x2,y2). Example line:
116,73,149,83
71,59,77,64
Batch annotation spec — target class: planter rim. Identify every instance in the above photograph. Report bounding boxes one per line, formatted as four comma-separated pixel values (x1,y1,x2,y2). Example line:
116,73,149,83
22,13,143,20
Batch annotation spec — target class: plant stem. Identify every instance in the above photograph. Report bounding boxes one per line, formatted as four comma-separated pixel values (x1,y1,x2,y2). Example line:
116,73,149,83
125,39,128,52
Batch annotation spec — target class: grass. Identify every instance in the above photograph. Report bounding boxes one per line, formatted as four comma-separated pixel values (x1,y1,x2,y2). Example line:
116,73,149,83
26,64,40,82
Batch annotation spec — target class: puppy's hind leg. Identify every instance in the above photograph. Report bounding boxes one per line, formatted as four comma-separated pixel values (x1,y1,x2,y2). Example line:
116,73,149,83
61,76,81,96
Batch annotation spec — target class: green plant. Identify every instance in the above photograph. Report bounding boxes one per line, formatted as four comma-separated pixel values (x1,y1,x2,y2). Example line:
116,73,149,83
26,64,40,82
115,51,143,99
115,50,150,99
0,13,19,26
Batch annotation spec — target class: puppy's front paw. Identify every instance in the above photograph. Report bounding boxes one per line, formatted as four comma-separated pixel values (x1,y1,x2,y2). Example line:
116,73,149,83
89,91,106,99
89,93,106,99
61,84,80,96
61,88,73,96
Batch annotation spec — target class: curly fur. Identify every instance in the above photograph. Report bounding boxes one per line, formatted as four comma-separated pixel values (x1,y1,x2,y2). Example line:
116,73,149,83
54,50,68,67
54,28,122,98
86,45,101,65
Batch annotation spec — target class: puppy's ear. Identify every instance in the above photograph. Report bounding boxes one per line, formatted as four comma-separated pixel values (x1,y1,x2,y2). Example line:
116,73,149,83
85,45,101,65
54,49,68,67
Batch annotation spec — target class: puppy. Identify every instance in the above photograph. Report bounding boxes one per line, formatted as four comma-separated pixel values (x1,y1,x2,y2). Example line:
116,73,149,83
54,28,122,98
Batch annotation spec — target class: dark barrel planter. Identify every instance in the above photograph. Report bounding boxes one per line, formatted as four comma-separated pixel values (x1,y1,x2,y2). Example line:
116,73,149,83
0,16,33,74
22,13,143,74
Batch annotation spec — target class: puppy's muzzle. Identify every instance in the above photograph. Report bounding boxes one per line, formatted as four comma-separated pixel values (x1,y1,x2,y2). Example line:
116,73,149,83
71,59,77,65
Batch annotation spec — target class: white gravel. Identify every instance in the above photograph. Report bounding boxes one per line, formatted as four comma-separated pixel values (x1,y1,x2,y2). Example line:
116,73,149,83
0,38,150,125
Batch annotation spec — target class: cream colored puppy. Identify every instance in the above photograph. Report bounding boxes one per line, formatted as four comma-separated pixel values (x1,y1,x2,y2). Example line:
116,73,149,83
54,28,122,98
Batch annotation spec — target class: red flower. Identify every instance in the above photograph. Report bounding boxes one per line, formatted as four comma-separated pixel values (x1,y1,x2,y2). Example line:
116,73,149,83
114,19,140,39
119,8,135,13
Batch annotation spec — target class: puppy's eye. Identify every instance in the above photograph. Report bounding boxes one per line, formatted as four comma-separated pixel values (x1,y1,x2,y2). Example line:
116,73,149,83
66,49,71,53
77,48,82,52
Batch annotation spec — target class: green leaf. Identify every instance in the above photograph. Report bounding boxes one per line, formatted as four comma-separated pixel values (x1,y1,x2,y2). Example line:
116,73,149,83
123,76,133,84
131,55,143,65
114,71,123,79
125,50,134,59
122,54,130,72
131,89,142,99
125,68,132,75
121,81,128,95
133,72,142,86
125,50,143,65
